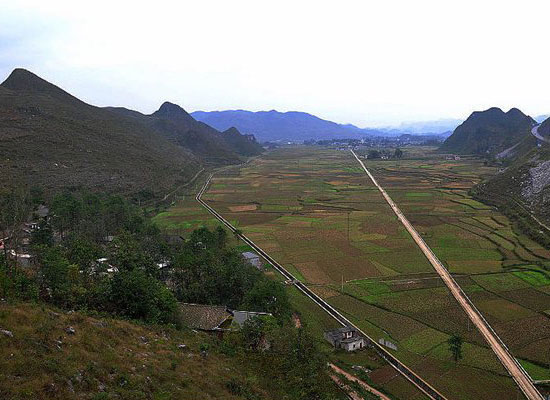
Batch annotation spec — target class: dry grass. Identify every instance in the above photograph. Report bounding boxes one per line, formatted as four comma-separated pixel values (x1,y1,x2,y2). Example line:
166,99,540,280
0,302,276,400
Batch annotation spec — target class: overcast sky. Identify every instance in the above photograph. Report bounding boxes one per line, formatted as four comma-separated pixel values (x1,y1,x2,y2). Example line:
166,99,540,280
1,0,548,127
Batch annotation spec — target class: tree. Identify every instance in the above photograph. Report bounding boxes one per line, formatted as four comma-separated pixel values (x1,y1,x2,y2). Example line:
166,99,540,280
394,148,403,158
31,221,54,247
448,334,463,362
367,150,381,159
241,279,291,322
51,193,82,239
107,269,178,324
240,315,277,350
39,246,71,305
108,231,156,276
0,187,31,271
65,236,102,278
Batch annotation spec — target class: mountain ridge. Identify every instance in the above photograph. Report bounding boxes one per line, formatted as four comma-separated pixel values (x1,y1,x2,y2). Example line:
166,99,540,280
191,109,376,142
440,107,535,155
0,68,262,197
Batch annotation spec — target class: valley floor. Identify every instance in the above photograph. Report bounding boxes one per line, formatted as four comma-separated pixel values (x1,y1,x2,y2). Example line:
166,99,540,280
154,147,550,400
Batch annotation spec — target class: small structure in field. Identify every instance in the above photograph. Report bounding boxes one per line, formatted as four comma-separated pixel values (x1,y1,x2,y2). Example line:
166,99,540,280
324,327,366,351
378,338,398,351
242,251,262,270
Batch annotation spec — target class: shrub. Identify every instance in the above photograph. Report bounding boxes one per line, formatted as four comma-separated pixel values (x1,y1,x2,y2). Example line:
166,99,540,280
107,269,178,324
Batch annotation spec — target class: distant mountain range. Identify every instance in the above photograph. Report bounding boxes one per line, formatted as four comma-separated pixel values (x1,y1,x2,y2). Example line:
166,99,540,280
191,110,375,142
440,107,535,155
380,119,461,137
191,109,456,142
0,68,262,197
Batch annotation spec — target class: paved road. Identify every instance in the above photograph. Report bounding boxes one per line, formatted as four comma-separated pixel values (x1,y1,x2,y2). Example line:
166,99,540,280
351,150,543,400
531,124,550,143
196,171,448,400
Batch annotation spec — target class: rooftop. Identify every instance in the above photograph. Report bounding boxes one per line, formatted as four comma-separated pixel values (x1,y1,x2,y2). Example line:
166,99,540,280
242,251,259,260
179,303,232,331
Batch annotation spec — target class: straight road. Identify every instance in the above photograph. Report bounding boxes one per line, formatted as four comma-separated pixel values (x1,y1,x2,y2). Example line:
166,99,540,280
196,171,448,400
351,150,543,400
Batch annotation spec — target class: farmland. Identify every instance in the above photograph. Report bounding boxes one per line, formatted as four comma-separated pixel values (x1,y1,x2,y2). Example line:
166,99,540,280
154,147,550,399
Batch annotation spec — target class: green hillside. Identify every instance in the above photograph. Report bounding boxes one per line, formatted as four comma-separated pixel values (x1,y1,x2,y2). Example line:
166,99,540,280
440,107,535,156
0,69,262,199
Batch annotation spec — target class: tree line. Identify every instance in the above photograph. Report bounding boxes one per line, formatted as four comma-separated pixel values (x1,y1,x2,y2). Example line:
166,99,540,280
0,187,343,399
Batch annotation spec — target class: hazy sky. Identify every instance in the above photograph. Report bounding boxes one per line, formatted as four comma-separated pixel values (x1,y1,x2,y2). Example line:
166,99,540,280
1,0,548,127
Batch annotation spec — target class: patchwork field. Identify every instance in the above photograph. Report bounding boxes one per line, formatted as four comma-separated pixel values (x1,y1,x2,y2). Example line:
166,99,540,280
154,147,550,399
364,154,550,375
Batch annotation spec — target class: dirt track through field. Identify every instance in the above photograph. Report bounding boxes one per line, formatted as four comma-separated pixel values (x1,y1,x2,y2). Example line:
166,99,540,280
351,150,543,400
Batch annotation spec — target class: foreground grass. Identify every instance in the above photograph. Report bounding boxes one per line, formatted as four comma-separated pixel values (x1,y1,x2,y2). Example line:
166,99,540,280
0,302,286,400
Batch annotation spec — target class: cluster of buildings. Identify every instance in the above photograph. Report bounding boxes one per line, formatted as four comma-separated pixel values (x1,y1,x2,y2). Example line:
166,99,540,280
1,204,49,268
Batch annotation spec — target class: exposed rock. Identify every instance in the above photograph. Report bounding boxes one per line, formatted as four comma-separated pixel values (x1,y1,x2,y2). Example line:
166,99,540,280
65,326,76,335
1,329,13,337
521,160,550,201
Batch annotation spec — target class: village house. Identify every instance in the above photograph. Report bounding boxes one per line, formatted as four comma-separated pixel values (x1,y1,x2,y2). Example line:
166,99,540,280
178,304,273,334
179,303,234,333
324,327,366,352
242,251,263,270
232,310,272,328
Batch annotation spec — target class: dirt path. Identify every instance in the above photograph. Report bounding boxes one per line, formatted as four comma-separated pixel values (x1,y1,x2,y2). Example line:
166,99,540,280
351,150,543,400
330,363,391,400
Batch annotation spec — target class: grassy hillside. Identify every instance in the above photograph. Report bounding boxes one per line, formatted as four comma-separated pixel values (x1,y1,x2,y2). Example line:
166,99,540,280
0,69,262,199
0,69,201,198
440,107,535,155
0,302,331,400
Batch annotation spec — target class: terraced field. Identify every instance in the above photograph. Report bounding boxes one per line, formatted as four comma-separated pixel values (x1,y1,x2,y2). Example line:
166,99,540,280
154,147,550,399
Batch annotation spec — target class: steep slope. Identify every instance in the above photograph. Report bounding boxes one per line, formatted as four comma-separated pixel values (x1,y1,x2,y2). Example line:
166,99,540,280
440,107,535,155
0,302,312,400
107,103,263,163
538,117,550,137
221,127,264,156
191,109,380,142
472,138,550,242
0,69,201,196
0,69,262,197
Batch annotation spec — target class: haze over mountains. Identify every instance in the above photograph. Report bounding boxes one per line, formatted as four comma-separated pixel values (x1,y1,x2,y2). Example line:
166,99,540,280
191,110,457,142
0,68,262,197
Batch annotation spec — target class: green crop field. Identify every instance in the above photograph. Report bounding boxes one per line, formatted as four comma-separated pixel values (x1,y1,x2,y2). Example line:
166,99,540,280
155,147,550,399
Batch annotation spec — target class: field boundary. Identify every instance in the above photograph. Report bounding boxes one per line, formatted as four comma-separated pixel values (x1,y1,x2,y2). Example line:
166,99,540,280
196,169,449,400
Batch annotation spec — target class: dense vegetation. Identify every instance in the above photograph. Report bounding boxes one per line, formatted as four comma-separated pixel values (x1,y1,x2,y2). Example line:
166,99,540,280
0,187,342,400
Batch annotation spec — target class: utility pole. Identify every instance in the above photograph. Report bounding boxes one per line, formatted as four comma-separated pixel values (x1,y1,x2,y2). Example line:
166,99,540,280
347,211,350,242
